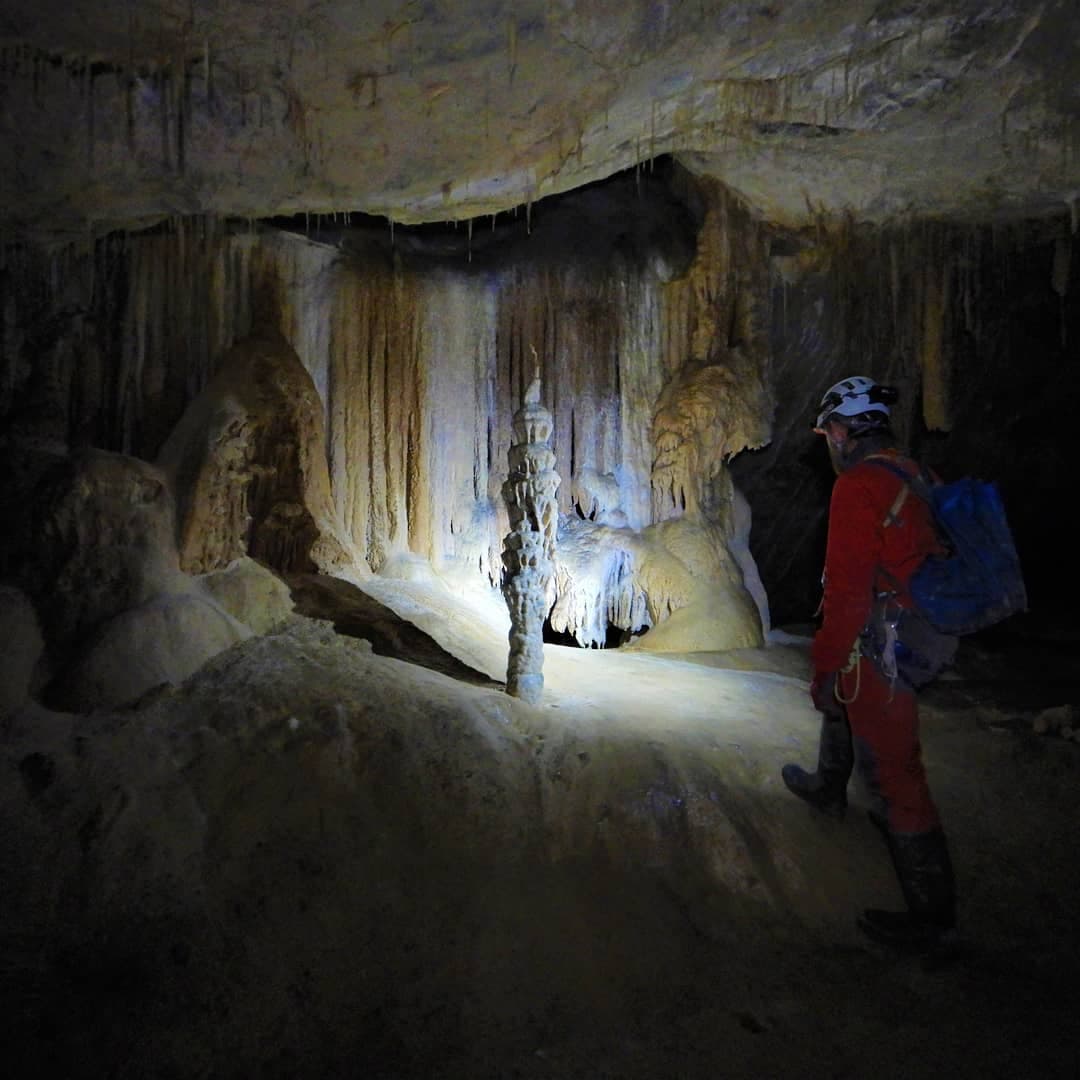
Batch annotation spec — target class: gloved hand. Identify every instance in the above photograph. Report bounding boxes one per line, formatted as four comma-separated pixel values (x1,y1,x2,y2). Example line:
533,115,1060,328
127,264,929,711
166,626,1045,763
810,670,842,716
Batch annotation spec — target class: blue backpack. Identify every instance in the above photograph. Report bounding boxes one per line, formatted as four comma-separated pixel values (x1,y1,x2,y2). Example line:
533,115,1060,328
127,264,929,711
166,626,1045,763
871,460,1028,636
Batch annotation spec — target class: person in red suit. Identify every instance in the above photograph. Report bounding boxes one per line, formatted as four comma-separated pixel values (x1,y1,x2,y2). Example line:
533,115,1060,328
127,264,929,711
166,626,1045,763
782,376,959,957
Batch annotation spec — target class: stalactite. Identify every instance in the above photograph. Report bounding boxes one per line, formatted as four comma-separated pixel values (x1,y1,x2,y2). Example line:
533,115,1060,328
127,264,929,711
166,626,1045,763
83,60,95,169
204,39,212,115
920,258,951,431
154,67,167,170
2,178,777,640
178,53,189,173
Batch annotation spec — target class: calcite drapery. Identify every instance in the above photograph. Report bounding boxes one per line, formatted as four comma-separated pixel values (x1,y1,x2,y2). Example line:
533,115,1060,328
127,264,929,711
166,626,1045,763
501,376,560,704
0,175,777,651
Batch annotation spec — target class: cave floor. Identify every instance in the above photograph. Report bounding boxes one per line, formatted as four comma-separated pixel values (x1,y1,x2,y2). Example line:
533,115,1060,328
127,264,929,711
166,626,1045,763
3,572,1079,1079
363,576,1080,1078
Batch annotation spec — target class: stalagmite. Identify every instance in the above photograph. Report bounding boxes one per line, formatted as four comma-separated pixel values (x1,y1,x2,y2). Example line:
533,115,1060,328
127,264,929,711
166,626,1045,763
501,374,560,704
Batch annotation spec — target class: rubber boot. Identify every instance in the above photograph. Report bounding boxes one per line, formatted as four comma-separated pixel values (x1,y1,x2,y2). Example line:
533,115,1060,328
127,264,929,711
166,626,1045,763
858,828,961,965
781,711,853,820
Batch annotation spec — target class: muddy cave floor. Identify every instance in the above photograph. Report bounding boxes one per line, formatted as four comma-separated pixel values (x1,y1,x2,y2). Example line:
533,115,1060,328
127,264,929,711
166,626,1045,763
3,574,1080,1080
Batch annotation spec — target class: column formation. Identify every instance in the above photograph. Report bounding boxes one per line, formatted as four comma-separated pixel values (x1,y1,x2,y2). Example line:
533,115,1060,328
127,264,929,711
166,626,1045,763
501,375,560,704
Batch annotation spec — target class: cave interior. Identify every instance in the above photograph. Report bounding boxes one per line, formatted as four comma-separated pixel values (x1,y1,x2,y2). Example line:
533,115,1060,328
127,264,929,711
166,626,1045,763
2,4,1080,1078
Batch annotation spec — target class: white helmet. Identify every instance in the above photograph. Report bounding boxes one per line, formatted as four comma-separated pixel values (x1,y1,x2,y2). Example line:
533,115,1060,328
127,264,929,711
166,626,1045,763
815,375,896,429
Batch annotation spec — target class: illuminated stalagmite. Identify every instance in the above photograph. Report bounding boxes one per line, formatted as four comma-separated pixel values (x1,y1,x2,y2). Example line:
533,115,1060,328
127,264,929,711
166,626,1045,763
501,376,560,704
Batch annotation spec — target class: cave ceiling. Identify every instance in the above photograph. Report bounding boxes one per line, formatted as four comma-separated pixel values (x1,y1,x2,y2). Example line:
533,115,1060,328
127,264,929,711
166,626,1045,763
2,2,1079,237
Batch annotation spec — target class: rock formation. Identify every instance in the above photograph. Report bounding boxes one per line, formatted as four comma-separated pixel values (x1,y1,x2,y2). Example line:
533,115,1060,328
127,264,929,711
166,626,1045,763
0,172,778,653
3,4,1079,233
157,322,355,576
501,376,560,703
22,449,187,652
198,556,296,636
1,447,255,711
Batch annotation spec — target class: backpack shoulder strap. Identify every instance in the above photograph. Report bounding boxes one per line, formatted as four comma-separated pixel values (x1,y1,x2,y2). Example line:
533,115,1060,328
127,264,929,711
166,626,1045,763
883,482,910,529
861,454,928,528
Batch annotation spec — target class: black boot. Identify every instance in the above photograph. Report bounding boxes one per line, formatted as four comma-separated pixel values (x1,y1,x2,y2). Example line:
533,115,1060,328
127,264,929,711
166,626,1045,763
781,712,853,820
858,828,960,964
781,764,848,818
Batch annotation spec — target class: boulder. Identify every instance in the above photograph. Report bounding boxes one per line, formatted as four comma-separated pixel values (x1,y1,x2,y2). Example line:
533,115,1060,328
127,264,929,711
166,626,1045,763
23,448,187,650
196,556,296,636
46,592,252,712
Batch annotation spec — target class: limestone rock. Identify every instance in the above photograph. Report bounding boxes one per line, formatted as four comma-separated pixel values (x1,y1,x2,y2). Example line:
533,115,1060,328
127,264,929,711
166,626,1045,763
550,514,764,652
23,448,186,651
46,591,252,712
627,588,763,654
651,362,772,524
5,446,259,710
196,557,295,636
634,517,764,652
5,5,1080,233
158,326,358,578
0,608,928,1078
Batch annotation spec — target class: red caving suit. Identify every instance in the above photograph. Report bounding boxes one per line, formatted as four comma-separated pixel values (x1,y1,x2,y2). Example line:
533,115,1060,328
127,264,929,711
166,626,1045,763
811,448,945,834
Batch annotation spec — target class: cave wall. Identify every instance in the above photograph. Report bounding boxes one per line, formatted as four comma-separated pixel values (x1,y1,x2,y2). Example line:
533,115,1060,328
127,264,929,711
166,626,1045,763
7,167,1077,649
1,167,774,650
731,213,1080,629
